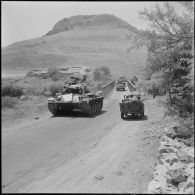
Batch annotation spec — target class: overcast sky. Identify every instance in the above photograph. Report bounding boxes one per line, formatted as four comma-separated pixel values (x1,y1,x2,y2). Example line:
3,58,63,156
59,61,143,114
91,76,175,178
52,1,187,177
2,1,183,47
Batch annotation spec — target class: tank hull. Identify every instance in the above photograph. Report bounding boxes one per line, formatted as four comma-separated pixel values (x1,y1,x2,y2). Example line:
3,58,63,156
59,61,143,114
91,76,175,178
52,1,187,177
48,97,103,116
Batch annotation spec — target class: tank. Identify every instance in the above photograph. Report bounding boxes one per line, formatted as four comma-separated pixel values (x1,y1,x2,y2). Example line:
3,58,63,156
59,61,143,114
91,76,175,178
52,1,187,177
48,83,104,116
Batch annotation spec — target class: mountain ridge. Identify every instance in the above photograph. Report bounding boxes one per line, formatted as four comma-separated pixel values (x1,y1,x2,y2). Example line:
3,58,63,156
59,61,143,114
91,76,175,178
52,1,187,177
45,14,138,36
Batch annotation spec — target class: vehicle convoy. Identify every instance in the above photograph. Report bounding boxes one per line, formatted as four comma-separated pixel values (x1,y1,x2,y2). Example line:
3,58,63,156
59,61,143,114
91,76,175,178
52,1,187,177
119,91,144,119
48,82,104,116
116,81,126,91
118,76,126,82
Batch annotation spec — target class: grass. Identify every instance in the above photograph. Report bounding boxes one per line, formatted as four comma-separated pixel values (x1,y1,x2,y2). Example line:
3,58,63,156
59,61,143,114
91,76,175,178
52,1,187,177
2,95,48,129
2,84,24,97
1,70,112,129
2,76,68,97
2,96,18,109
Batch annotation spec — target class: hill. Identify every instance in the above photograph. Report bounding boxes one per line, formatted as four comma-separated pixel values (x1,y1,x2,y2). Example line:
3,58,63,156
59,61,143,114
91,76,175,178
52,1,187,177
2,14,147,79
45,14,138,36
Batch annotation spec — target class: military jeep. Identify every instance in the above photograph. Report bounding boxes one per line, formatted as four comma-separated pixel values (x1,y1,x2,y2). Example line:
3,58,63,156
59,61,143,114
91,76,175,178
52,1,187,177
119,92,144,119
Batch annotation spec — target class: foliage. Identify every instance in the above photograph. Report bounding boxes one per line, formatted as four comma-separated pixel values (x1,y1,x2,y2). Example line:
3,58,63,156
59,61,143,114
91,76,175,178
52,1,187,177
85,79,102,92
2,84,24,97
137,79,162,98
135,2,194,116
51,74,59,81
93,66,111,81
130,76,138,85
48,66,58,77
2,96,18,108
44,82,64,96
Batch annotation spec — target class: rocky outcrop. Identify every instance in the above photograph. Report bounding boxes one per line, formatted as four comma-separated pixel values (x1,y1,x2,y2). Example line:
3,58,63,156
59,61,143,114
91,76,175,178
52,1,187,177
45,14,137,36
148,123,194,194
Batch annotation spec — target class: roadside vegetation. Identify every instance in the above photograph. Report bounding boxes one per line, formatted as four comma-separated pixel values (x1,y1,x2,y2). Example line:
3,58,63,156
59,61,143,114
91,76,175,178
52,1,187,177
2,65,112,126
133,2,193,118
131,2,194,193
132,1,194,149
2,96,19,108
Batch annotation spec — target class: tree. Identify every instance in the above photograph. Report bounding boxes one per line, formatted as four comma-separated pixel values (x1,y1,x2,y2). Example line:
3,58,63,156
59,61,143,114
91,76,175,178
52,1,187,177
48,66,57,77
93,66,111,81
131,76,138,85
135,2,194,116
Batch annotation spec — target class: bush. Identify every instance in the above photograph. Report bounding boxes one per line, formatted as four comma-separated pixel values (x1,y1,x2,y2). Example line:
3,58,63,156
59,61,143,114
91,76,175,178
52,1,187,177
130,76,138,85
2,84,23,97
47,83,64,96
2,96,18,108
93,66,111,81
51,74,60,81
48,66,57,77
44,91,52,97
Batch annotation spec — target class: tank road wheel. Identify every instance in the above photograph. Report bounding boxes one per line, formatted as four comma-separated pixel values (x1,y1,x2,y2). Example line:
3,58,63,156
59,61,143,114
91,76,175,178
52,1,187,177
96,102,99,113
89,103,95,116
93,103,95,114
96,102,98,113
88,104,93,116
100,100,103,110
52,109,61,116
52,110,57,116
92,103,95,115
98,101,101,112
48,103,59,116
121,112,125,119
94,103,97,113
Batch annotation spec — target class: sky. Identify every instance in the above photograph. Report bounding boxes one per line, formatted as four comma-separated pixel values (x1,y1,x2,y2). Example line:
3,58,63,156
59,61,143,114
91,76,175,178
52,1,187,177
2,1,183,47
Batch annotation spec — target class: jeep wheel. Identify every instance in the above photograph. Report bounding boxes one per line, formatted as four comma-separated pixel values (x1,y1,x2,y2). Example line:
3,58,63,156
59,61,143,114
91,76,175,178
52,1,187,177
140,112,144,118
121,112,125,119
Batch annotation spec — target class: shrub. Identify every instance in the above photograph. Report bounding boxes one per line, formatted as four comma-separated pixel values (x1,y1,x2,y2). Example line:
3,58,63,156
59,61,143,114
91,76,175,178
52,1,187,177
130,76,138,85
93,66,111,81
48,66,57,77
47,82,64,96
51,74,59,81
2,96,18,108
2,84,23,97
44,91,52,97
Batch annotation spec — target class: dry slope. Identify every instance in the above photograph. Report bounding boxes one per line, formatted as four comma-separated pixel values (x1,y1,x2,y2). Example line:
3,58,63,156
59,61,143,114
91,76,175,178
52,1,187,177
2,14,147,79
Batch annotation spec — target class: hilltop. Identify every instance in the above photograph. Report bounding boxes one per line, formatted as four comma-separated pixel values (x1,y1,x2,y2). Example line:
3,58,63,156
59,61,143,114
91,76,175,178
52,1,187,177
2,14,147,79
46,14,138,36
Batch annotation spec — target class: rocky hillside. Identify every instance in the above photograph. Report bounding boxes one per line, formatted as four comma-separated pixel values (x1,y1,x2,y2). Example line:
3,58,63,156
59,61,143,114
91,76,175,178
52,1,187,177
2,14,147,79
46,14,137,36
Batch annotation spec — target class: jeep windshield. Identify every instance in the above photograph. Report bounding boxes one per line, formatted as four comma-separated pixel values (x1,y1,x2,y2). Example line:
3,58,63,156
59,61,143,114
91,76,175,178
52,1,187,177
125,94,141,100
117,82,125,85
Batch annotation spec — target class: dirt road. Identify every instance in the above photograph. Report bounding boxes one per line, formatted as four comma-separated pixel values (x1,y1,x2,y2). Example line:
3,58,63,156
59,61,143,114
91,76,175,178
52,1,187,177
2,87,163,193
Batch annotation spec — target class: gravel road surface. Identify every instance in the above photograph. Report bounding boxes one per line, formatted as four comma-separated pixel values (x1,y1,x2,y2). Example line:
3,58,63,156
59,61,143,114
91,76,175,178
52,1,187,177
2,87,160,193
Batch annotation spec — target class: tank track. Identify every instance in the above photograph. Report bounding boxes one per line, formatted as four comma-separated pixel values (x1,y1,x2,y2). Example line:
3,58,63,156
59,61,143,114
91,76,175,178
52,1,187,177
48,98,103,117
48,102,59,116
87,98,103,116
